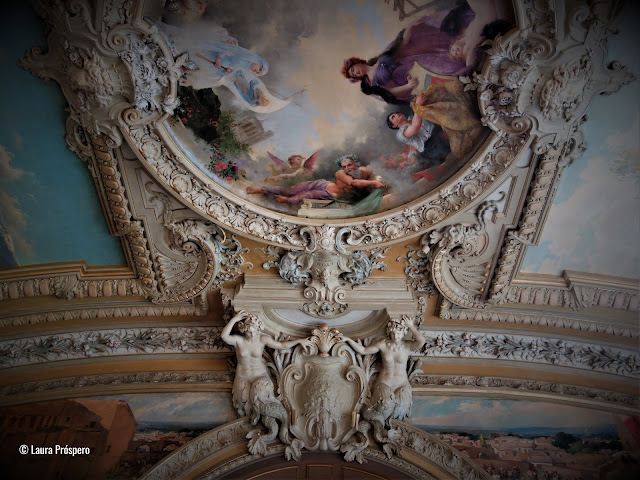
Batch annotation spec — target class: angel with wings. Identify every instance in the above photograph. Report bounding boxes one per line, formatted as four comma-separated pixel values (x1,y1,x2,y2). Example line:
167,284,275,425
262,151,320,185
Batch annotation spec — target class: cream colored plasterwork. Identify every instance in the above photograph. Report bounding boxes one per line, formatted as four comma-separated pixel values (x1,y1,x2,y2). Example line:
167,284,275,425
390,0,638,329
0,113,250,318
17,0,526,248
0,326,228,368
0,299,207,327
3,4,638,464
13,0,636,319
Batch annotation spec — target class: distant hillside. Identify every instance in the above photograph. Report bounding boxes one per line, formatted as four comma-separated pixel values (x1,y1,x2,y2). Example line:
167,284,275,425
136,421,222,433
417,424,619,438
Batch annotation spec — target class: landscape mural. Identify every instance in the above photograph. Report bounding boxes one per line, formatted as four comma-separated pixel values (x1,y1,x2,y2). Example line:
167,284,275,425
161,0,513,219
0,393,236,479
3,393,638,479
412,397,640,479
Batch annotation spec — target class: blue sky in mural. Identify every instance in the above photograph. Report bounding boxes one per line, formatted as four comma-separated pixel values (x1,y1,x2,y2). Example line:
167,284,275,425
91,393,619,435
92,393,235,429
0,5,125,268
521,2,640,278
412,397,615,433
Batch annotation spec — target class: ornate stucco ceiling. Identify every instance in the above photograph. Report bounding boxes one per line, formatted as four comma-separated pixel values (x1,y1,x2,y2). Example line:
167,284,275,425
0,1,638,478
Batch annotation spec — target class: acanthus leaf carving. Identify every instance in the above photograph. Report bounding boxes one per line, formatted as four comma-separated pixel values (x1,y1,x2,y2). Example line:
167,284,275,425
262,229,389,317
0,326,227,368
462,29,554,135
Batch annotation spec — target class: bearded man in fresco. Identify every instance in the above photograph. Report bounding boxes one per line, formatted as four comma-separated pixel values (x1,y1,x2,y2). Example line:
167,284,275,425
246,154,384,205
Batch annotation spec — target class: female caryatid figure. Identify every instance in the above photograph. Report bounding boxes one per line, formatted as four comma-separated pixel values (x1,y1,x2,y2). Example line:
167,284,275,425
221,310,309,454
344,315,425,455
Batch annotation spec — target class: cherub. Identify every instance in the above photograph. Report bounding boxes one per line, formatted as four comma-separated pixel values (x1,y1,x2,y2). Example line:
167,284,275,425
263,151,320,185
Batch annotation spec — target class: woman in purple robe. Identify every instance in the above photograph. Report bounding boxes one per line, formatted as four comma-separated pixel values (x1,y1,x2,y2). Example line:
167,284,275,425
341,1,509,104
341,10,473,104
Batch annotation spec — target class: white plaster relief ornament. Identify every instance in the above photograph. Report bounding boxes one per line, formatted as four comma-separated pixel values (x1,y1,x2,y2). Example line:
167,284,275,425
221,310,310,458
222,310,429,463
16,0,637,323
342,316,426,461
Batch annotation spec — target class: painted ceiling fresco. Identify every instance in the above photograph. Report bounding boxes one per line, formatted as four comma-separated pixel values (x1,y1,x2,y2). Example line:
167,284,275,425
0,5,126,268
159,0,513,219
521,2,640,279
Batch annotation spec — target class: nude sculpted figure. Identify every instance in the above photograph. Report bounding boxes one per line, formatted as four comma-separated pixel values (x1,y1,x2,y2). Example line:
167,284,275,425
221,310,310,455
343,315,426,457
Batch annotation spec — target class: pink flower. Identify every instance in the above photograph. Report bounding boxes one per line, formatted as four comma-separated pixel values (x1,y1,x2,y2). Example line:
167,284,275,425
181,118,188,124
214,162,226,172
226,176,233,183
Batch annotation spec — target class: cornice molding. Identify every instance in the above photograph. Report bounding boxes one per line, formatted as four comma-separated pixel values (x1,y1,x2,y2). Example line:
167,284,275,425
1,371,636,416
2,325,636,378
0,300,208,327
438,298,639,338
0,136,251,308
419,330,639,377
260,235,390,318
14,0,636,320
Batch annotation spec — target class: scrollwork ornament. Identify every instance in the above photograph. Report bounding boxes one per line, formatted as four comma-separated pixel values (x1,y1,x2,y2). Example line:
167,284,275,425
463,29,553,135
124,113,525,248
116,33,185,116
263,239,388,318
418,201,496,308
103,0,133,30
